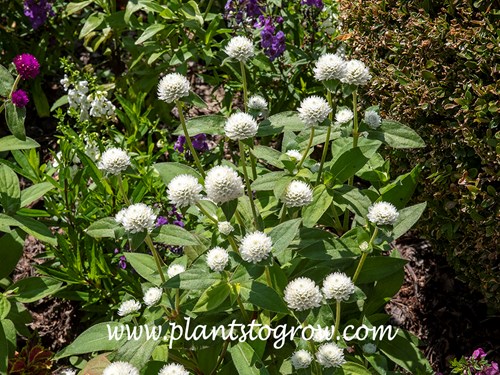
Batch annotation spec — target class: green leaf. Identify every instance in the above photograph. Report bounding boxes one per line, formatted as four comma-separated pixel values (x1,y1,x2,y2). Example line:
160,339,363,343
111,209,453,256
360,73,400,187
50,95,69,112
0,136,39,152
380,165,421,209
154,162,201,186
79,12,105,39
0,214,57,245
251,146,285,169
332,185,373,218
80,354,111,375
32,80,50,118
173,115,226,136
392,202,427,240
340,362,372,375
5,102,26,141
7,276,62,303
154,225,200,246
125,253,162,286
85,217,122,239
135,23,165,44
114,329,160,369
193,281,231,312
346,257,407,284
20,181,54,208
0,164,20,214
0,321,8,374
230,341,271,375
0,319,15,359
257,111,304,137
269,218,302,264
240,281,288,313
0,64,14,97
185,91,208,109
302,185,333,228
0,295,10,320
66,0,95,15
54,322,126,360
0,231,24,280
329,147,373,183
164,263,221,290
251,171,287,191
367,120,425,149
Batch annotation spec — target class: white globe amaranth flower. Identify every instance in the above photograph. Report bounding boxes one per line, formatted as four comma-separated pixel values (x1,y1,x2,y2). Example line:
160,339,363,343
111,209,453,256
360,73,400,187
316,342,346,368
364,110,381,129
297,96,332,127
224,112,258,140
97,147,130,175
286,149,302,161
362,343,377,354
367,201,399,226
225,35,254,62
359,241,370,252
248,95,268,111
157,73,190,103
282,180,313,207
59,369,77,375
291,349,313,369
314,53,347,82
322,272,355,301
167,264,186,278
239,231,273,263
115,203,157,233
103,361,140,375
117,300,141,316
204,165,245,204
341,59,372,86
218,221,234,236
158,363,189,375
313,327,332,343
143,287,163,306
167,174,203,208
335,108,354,124
283,277,323,311
206,247,230,272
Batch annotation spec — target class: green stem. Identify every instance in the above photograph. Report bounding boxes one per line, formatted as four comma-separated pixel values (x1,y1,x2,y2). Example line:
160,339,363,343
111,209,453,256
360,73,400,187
209,339,230,375
249,144,258,180
196,202,218,224
236,294,250,322
145,234,166,284
240,61,248,112
316,90,335,184
264,266,273,289
330,204,343,234
9,75,21,98
117,175,131,206
227,235,239,253
352,90,359,148
279,205,287,223
175,289,180,315
239,140,260,230
297,127,315,170
332,300,341,342
203,0,214,19
352,227,378,284
177,101,205,179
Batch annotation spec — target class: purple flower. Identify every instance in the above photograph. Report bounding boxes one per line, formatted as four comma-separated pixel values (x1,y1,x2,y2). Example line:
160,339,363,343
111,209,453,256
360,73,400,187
119,255,127,269
257,17,286,61
302,0,324,8
173,220,185,228
24,0,54,29
156,216,169,227
174,136,185,153
11,89,29,108
168,246,184,255
174,134,208,153
473,348,487,360
13,54,40,80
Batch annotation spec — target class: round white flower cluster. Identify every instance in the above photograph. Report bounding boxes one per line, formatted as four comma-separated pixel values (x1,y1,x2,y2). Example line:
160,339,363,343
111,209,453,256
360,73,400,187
312,328,331,343
103,361,140,375
248,95,268,111
218,221,234,236
285,149,302,161
316,342,346,368
239,231,273,263
206,247,230,272
204,165,245,204
89,90,116,118
291,349,313,369
313,53,347,82
115,203,157,233
157,73,190,103
225,36,254,62
341,59,372,86
167,174,203,208
282,180,313,207
335,108,354,124
322,272,355,301
364,110,381,129
143,287,162,306
297,96,332,127
117,299,141,316
167,264,185,278
97,147,130,175
367,201,399,226
158,363,189,375
284,277,323,311
224,112,258,140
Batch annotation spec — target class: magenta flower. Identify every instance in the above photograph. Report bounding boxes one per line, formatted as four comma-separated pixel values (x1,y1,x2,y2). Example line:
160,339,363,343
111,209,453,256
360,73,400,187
13,54,40,80
473,348,487,360
11,89,29,108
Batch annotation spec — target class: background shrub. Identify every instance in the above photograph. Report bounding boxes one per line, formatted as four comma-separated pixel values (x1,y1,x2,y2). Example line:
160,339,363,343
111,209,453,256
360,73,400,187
340,0,499,308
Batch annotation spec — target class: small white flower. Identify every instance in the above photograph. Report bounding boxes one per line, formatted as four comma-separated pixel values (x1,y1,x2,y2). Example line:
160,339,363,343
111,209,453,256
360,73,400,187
248,95,268,111
224,112,258,140
89,90,115,118
297,96,331,127
60,74,70,91
218,221,234,236
117,300,141,316
143,287,163,306
364,110,381,129
359,241,369,252
97,147,130,175
341,59,372,86
158,73,190,103
206,247,229,272
335,108,354,124
314,53,347,82
167,264,186,278
313,327,333,343
284,277,323,311
115,203,157,233
316,342,346,368
239,231,273,264
204,165,245,204
282,180,313,207
167,174,203,208
103,361,140,375
225,36,254,62
58,369,77,375
367,201,399,226
286,149,302,161
291,349,313,369
362,343,377,354
158,363,189,375
322,272,355,301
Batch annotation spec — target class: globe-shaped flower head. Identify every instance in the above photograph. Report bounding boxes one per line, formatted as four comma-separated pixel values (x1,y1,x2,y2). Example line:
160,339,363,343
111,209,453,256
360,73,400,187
13,53,40,80
341,59,372,86
314,53,347,82
367,201,399,226
291,350,313,369
282,180,313,207
248,95,268,111
298,96,331,128
204,165,244,204
143,287,163,306
158,363,189,375
364,110,381,129
284,277,323,311
225,36,254,62
97,147,130,175
158,73,190,103
115,203,157,233
206,247,230,272
322,272,355,301
117,300,141,316
316,343,346,368
286,149,303,161
11,89,29,108
335,108,354,125
167,264,185,278
239,231,273,264
167,174,203,208
224,112,258,140
218,221,234,236
103,361,140,375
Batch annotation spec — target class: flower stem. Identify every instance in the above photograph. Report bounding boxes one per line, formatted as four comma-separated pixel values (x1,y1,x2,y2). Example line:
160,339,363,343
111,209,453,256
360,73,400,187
240,61,248,112
117,175,131,206
236,293,250,322
333,300,341,342
279,205,287,223
238,140,261,230
352,227,378,284
196,202,218,224
316,90,335,184
265,266,273,289
297,127,315,170
352,90,359,148
177,101,205,179
203,0,214,19
9,75,21,98
227,235,239,253
144,234,166,284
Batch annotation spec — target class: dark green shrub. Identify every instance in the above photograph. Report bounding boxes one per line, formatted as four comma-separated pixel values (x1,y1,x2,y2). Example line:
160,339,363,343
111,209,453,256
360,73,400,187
340,0,499,308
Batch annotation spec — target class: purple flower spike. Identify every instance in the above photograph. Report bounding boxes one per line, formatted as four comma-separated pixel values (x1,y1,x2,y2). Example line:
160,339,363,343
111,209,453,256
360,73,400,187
24,0,54,29
11,89,29,108
119,255,127,269
174,135,185,153
13,54,40,80
173,220,185,228
156,216,169,227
